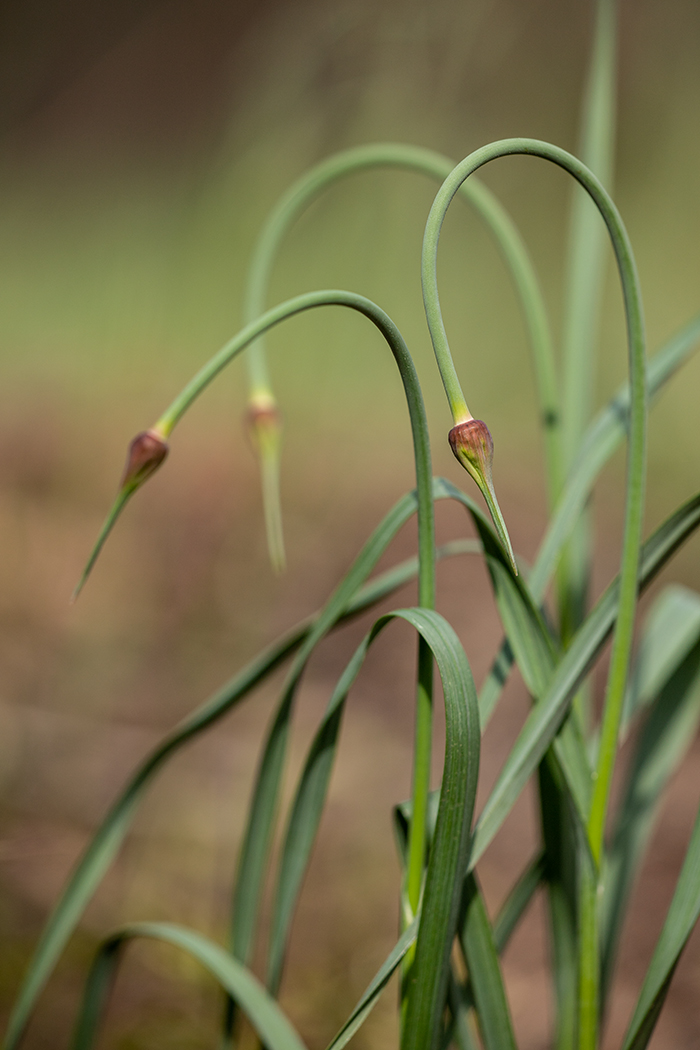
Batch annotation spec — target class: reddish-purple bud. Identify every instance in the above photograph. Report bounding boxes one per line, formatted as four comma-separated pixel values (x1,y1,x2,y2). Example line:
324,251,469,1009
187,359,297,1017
448,418,494,486
120,429,169,490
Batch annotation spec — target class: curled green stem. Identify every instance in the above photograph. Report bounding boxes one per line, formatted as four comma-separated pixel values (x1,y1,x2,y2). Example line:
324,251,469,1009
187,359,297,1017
243,142,561,574
422,137,646,861
74,288,437,936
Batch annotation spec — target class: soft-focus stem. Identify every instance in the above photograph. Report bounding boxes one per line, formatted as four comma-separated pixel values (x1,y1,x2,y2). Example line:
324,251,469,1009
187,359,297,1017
158,290,437,952
423,137,645,841
244,142,560,551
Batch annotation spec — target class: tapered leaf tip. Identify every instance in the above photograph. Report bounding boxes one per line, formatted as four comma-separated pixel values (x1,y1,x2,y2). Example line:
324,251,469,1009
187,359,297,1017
71,429,169,602
448,419,518,575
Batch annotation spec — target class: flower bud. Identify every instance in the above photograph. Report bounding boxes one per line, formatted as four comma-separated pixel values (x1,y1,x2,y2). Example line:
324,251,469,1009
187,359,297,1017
71,428,169,601
120,429,169,491
448,418,494,489
448,418,518,575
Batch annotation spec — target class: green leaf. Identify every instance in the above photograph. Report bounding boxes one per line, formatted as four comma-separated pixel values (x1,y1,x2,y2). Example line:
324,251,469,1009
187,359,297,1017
621,791,700,1050
325,921,418,1050
8,488,477,1050
470,491,700,869
397,609,480,1050
492,853,546,953
534,312,700,603
229,489,425,969
475,311,700,728
71,922,308,1050
601,597,700,998
622,585,700,731
459,874,518,1050
436,477,594,832
255,605,479,1048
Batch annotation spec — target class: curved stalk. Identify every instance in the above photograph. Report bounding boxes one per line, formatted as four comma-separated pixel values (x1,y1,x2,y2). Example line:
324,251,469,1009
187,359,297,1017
244,142,560,572
76,288,436,943
422,137,646,1050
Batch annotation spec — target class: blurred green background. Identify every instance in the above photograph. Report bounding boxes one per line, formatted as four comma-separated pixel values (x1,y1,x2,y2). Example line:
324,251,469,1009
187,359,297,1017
1,1,700,1046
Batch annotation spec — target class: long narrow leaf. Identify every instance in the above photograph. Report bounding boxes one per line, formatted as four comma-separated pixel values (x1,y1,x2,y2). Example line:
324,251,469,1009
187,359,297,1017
476,312,700,727
399,609,480,1050
621,788,700,1050
601,609,700,998
622,585,700,732
459,874,517,1050
259,605,479,1046
71,922,308,1050
6,488,472,1050
435,478,594,829
325,921,418,1050
229,487,427,969
471,491,700,868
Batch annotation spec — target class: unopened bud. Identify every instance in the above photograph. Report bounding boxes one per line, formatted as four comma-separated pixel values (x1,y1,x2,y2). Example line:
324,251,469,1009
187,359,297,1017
448,418,518,575
120,429,169,491
448,418,494,489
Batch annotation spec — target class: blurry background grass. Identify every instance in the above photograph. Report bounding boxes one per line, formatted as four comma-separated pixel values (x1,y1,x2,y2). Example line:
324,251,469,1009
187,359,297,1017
1,0,700,1047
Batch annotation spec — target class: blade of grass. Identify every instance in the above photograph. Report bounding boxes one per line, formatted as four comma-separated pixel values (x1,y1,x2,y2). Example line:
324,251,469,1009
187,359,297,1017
458,873,518,1050
493,852,546,952
435,477,594,828
621,585,700,733
470,490,700,870
475,311,700,727
324,920,418,1050
601,627,700,1002
71,922,308,1050
439,476,590,1050
266,605,480,1047
244,142,560,546
8,486,470,1050
397,609,480,1050
447,975,480,1050
621,786,700,1050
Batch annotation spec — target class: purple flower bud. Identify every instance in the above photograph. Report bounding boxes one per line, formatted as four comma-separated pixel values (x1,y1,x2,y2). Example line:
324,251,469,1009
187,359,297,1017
448,418,494,486
120,429,169,491
448,418,518,574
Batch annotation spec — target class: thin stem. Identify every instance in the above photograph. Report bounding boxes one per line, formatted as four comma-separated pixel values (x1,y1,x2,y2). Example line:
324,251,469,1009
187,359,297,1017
561,0,618,469
155,289,437,923
245,142,560,505
422,138,645,849
423,137,645,1050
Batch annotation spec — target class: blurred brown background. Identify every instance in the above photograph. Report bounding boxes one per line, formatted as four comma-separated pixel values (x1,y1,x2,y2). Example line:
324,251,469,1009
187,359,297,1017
1,0,699,1046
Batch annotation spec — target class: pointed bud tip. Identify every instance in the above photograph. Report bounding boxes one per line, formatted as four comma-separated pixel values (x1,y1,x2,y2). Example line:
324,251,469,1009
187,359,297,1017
120,429,169,490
